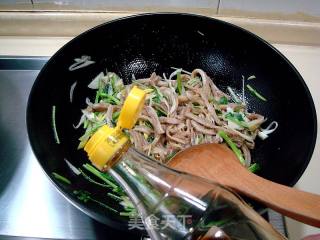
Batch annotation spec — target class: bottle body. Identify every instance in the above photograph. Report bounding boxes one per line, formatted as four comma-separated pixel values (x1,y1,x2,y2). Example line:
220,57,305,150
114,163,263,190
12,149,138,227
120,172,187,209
108,147,285,240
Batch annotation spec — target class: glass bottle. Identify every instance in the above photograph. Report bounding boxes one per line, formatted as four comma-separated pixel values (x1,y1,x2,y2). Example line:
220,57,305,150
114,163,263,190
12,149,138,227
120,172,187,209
84,86,286,240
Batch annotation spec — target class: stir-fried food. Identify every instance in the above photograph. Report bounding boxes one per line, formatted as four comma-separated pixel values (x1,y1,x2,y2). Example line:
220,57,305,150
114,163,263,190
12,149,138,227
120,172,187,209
76,68,277,169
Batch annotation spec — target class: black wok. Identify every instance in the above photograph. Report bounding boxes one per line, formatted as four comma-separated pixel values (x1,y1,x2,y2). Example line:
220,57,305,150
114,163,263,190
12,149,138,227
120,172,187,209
27,13,317,230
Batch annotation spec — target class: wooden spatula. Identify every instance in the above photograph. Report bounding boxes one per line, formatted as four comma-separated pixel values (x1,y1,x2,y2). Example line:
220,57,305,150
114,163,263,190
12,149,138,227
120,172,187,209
168,143,320,228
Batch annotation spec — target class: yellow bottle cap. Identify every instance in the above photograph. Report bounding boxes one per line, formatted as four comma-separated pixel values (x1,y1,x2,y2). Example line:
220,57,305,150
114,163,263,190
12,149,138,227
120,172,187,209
84,86,146,170
117,86,146,130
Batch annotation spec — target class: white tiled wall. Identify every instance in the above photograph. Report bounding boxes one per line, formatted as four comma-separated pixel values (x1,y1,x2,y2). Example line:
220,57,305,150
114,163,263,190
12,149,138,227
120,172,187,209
0,0,32,10
32,0,219,11
2,0,320,22
219,0,320,20
0,0,29,3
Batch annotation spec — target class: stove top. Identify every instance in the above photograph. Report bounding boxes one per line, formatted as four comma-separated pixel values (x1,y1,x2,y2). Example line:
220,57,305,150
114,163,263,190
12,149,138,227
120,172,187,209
0,57,287,240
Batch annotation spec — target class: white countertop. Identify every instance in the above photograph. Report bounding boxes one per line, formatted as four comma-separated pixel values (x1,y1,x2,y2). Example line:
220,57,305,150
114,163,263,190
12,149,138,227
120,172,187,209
0,38,319,239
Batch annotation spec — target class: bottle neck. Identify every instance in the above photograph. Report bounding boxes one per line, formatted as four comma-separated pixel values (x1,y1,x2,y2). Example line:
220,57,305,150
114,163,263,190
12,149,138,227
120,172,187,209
101,140,131,172
108,146,172,211
108,146,172,240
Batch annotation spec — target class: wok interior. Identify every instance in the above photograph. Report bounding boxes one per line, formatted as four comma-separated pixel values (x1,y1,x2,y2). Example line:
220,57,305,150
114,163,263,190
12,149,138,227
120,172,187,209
27,14,316,228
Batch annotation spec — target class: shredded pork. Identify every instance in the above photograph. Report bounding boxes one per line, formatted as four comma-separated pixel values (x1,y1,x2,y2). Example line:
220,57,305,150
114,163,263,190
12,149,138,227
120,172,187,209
78,68,274,166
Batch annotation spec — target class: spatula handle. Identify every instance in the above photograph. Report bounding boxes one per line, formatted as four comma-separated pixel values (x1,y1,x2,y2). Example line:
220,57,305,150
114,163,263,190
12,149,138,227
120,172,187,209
229,172,320,228
168,143,320,228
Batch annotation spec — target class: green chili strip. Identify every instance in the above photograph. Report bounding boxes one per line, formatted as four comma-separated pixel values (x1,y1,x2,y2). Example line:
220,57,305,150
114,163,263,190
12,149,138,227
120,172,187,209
218,130,246,165
120,212,132,216
52,172,71,185
95,79,103,103
248,163,261,173
83,164,119,192
73,190,118,213
83,118,89,129
120,211,137,217
225,113,248,129
246,84,267,101
110,75,116,94
107,192,122,201
152,86,163,103
187,77,200,87
176,71,183,95
166,151,178,161
90,198,118,213
112,111,120,122
144,120,153,129
79,168,111,189
99,93,121,105
154,106,167,117
218,96,229,105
